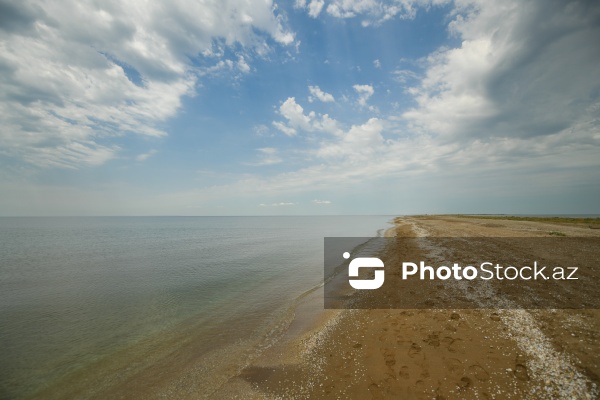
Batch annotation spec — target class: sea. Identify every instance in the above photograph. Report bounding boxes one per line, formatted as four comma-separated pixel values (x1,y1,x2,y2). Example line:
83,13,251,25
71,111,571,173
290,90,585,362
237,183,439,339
0,216,392,399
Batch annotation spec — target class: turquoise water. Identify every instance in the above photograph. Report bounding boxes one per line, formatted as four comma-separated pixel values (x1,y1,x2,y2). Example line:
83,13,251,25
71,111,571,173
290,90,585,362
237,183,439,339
0,216,391,398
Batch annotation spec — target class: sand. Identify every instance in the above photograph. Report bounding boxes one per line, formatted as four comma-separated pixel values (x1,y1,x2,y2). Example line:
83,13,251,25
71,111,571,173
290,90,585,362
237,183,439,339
229,216,600,399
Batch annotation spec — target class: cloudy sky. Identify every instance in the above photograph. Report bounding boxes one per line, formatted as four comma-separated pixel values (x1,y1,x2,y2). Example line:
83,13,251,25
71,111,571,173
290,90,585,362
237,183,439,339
1,0,599,216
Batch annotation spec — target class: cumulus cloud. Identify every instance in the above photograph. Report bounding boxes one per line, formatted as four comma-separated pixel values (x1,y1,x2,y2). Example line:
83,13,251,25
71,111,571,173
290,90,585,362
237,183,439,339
0,0,294,169
268,0,598,198
259,202,295,206
315,118,385,159
308,85,335,103
272,121,298,137
256,0,600,201
295,0,326,18
313,199,331,204
177,0,600,209
5,0,599,215
353,84,374,107
273,97,342,136
373,59,381,68
402,0,600,141
326,0,381,19
236,56,251,74
279,97,314,131
309,0,326,17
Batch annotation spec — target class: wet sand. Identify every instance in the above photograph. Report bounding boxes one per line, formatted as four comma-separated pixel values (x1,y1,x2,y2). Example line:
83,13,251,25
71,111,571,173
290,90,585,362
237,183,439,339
232,216,600,399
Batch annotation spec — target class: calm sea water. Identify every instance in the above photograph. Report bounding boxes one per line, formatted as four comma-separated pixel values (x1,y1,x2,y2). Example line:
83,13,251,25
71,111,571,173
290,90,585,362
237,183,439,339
0,216,391,398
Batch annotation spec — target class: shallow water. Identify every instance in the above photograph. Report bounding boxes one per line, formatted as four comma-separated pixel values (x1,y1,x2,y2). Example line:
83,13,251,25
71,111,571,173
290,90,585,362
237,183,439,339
0,216,391,398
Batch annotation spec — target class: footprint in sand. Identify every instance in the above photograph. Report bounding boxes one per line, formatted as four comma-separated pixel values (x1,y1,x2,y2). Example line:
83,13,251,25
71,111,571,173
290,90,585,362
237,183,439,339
446,337,462,353
408,342,422,358
444,324,457,332
423,332,440,347
457,376,472,390
385,371,398,382
441,336,454,346
513,364,529,381
468,364,489,381
383,349,396,368
398,366,409,379
368,383,384,400
446,358,462,372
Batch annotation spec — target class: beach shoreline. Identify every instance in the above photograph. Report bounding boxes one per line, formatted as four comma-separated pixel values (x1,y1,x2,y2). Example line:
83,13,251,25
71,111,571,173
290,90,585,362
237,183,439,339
8,216,391,400
15,216,600,399
231,215,600,399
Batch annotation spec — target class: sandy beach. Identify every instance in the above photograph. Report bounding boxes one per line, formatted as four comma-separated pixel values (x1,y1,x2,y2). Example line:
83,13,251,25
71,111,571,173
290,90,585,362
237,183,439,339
229,215,600,399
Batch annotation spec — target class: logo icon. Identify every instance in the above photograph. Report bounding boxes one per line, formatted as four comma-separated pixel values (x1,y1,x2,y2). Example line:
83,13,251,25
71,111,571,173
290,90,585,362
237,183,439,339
344,252,385,290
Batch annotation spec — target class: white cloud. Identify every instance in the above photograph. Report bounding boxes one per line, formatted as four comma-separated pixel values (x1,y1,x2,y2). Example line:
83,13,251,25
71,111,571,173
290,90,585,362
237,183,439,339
308,0,326,17
308,85,335,103
313,199,331,204
136,149,158,162
273,97,342,136
315,117,384,159
326,0,379,18
4,0,599,216
295,0,326,18
325,0,436,25
14,120,597,215
392,69,419,84
402,0,600,141
353,84,374,107
313,114,343,136
143,0,600,216
259,202,295,207
225,120,597,204
279,97,314,131
0,0,294,169
237,56,251,73
373,59,381,68
22,142,119,169
272,121,297,137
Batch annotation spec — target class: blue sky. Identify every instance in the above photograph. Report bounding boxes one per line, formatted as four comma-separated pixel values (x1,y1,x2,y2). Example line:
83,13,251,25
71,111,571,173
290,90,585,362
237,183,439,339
1,0,599,215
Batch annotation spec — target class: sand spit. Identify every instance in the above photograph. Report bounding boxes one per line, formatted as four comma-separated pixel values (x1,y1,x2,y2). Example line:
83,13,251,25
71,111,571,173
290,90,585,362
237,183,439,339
232,216,600,399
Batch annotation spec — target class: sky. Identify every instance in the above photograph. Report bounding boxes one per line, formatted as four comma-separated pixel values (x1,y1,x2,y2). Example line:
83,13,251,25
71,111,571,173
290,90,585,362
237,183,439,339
0,0,599,216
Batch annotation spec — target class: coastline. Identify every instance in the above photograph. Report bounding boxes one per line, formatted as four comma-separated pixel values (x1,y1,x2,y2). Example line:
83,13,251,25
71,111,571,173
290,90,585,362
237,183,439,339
210,224,396,398
14,216,391,400
17,216,600,398
233,215,600,399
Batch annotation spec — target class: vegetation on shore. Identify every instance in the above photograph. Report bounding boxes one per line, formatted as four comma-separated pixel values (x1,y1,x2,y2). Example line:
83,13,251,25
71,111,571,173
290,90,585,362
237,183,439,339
449,214,600,227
